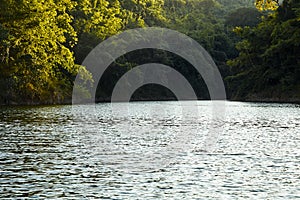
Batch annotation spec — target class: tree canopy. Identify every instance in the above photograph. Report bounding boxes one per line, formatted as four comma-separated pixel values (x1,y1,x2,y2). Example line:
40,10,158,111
0,0,299,104
0,0,83,103
227,0,300,101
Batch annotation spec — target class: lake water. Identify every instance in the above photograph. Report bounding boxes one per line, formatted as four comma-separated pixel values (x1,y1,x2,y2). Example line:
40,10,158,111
0,101,299,199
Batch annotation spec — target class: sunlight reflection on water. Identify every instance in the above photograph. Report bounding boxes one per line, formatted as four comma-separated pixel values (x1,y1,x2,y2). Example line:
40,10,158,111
0,101,299,199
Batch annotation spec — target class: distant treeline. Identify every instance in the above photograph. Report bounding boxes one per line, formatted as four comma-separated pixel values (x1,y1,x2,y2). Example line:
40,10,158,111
0,0,299,104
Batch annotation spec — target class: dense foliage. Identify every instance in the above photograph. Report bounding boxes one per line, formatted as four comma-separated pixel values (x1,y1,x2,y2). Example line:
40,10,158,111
0,0,299,104
227,0,300,102
0,0,94,104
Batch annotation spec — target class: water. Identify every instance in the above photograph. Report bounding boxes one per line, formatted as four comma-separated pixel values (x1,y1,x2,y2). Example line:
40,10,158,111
0,101,299,199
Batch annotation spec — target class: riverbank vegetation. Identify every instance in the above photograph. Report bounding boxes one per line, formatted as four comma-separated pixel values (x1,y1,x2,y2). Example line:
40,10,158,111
0,0,299,104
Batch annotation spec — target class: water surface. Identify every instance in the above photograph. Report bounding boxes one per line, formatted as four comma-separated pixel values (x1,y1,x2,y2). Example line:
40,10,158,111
0,101,299,199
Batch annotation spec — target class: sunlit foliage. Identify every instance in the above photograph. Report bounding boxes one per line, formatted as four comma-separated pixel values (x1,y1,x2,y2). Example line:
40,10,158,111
0,0,88,103
255,0,280,11
0,0,298,104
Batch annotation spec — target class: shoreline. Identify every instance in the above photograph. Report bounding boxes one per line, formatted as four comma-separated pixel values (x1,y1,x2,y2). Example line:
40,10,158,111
1,98,299,107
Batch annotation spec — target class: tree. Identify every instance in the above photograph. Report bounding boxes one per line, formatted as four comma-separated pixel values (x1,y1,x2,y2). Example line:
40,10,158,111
120,0,166,27
71,0,125,64
255,0,280,11
225,8,262,28
0,0,91,104
226,0,300,101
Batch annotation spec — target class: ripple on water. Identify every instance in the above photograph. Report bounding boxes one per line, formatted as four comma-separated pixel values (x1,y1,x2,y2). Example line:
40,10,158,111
0,102,299,199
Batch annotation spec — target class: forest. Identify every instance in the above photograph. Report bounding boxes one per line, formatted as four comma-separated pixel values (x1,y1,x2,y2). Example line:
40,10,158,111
0,0,299,104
